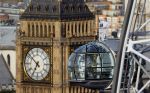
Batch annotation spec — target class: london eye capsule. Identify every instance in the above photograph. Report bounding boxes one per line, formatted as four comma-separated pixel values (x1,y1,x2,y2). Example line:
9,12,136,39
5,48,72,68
68,41,116,89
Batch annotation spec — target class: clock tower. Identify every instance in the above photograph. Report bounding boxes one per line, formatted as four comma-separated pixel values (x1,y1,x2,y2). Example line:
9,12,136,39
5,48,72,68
16,0,96,93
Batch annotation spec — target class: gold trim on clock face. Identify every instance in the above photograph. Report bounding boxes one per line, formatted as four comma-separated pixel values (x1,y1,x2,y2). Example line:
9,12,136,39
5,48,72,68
24,48,50,80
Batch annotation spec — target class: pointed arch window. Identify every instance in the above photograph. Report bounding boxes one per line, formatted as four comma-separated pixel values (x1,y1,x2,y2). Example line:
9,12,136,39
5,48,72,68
62,24,66,37
40,24,43,37
32,24,34,37
37,5,41,11
71,6,75,12
75,24,77,36
67,24,70,37
36,24,39,37
71,24,73,37
45,5,49,12
65,6,69,12
44,25,47,37
86,23,88,34
28,24,30,36
29,5,33,11
79,5,82,12
53,25,55,37
52,6,57,13
68,24,70,31
82,23,84,35
48,25,51,37
78,23,80,36
84,5,87,11
7,54,10,67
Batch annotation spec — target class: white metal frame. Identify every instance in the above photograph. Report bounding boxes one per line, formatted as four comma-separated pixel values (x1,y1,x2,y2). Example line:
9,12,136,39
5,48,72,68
116,0,137,92
127,39,150,93
116,0,150,92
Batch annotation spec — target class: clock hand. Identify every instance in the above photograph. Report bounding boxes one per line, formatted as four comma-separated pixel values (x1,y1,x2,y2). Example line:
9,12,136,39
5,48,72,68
32,66,37,76
28,54,38,64
36,61,40,67
31,63,40,76
31,61,41,76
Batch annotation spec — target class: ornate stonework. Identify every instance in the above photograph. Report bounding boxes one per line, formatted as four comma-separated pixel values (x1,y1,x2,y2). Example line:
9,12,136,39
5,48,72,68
16,0,97,93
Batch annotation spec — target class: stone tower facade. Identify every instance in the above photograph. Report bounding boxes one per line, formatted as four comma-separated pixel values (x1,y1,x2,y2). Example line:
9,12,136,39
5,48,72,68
16,0,97,93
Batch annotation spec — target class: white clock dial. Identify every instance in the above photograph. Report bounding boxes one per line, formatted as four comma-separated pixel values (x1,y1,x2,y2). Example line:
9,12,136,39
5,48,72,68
24,48,50,80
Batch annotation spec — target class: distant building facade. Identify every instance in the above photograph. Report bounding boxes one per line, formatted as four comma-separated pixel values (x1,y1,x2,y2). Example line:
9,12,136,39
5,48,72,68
0,26,16,90
0,46,16,78
125,0,150,38
86,0,124,39
0,54,15,91
0,26,16,79
23,0,31,8
0,14,9,20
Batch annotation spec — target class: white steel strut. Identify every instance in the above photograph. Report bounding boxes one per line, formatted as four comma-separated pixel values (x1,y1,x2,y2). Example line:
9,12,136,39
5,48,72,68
112,0,150,93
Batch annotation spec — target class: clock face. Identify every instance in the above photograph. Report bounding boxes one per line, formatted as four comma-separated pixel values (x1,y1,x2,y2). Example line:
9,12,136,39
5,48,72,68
24,48,50,80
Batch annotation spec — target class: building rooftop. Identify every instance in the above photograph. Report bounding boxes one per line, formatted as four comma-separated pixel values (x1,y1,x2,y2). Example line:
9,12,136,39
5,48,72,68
0,54,14,87
103,39,120,53
0,26,16,50
20,0,94,20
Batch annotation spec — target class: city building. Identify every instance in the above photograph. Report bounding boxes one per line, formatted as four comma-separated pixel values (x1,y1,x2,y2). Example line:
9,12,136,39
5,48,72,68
125,0,150,39
0,54,15,90
0,13,9,20
16,0,96,93
0,0,23,3
86,0,124,39
0,26,16,79
23,0,31,8
0,14,18,26
0,26,16,90
0,1,25,15
0,14,9,26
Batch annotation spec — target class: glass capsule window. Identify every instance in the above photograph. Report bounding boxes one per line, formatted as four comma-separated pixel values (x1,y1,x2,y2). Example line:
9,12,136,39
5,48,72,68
68,41,115,81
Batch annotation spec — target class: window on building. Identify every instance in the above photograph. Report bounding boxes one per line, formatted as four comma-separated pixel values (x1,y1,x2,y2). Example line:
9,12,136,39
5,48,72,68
40,24,43,37
32,24,34,37
71,24,73,37
45,25,47,37
84,5,87,11
78,6,80,12
7,54,10,67
71,6,75,12
86,23,88,34
78,23,80,35
36,24,39,37
28,24,30,36
48,25,51,32
100,23,103,27
45,5,49,12
37,5,41,11
68,24,70,31
62,24,66,37
75,24,77,36
82,23,84,35
53,25,55,37
67,24,70,37
48,25,51,37
52,6,56,13
119,6,123,10
29,5,33,11
65,6,69,12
